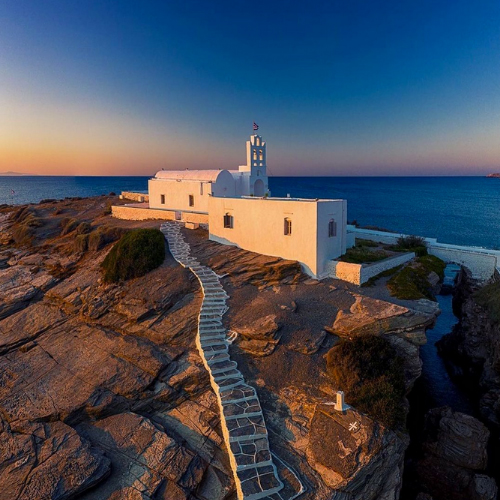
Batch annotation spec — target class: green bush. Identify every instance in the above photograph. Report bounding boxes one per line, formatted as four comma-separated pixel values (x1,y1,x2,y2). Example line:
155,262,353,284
340,246,389,264
101,228,165,283
326,335,406,429
355,238,379,248
397,235,425,248
474,280,500,324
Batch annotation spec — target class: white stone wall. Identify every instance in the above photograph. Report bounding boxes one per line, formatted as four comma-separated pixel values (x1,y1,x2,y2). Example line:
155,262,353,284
148,170,235,213
429,246,497,282
349,227,499,282
361,252,415,282
326,252,415,285
326,261,363,285
208,197,346,278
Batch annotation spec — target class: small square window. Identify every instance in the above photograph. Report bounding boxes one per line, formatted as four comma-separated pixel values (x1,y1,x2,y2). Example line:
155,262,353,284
284,218,292,236
189,195,194,207
328,219,337,237
223,213,233,228
160,194,165,204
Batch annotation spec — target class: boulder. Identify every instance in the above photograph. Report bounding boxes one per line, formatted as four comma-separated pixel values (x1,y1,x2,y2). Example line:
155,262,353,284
235,314,281,357
414,407,498,500
331,294,436,343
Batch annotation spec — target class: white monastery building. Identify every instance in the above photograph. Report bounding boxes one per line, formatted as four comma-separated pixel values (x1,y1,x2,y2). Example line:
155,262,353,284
146,133,347,278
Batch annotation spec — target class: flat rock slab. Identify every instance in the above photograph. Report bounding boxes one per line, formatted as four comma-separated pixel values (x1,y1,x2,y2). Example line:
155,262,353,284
0,419,109,500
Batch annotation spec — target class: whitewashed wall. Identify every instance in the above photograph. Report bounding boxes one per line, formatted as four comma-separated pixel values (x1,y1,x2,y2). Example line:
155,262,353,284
148,170,235,213
348,227,499,282
208,197,346,278
326,252,415,285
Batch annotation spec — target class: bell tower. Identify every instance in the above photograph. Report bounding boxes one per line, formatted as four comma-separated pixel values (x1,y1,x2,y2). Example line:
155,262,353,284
238,134,270,196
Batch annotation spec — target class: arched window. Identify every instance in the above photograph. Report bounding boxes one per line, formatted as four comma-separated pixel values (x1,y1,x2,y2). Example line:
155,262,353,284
284,218,292,236
259,150,263,161
256,137,260,146
328,219,337,237
253,149,257,160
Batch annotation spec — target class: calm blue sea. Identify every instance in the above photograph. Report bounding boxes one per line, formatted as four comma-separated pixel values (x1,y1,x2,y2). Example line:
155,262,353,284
1,175,499,249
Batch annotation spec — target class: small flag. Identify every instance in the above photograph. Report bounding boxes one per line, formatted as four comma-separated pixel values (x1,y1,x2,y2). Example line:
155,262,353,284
253,122,259,131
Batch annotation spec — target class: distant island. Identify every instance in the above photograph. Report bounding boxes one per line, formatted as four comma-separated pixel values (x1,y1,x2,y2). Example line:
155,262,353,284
0,171,36,176
486,173,500,178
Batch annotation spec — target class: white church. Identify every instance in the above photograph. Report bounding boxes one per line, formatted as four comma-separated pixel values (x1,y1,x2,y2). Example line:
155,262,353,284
130,132,347,278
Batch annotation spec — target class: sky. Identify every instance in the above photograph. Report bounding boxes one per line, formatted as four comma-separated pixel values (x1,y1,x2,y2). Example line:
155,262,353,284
1,0,500,176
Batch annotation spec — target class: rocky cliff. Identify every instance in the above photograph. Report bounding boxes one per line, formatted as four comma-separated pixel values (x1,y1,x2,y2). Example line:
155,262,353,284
0,196,440,499
437,269,500,430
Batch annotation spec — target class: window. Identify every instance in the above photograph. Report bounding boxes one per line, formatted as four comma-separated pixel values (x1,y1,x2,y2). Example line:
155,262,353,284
284,218,292,236
328,219,337,237
223,213,233,228
160,194,165,205
189,195,194,207
253,149,257,160
256,137,260,146
259,150,263,161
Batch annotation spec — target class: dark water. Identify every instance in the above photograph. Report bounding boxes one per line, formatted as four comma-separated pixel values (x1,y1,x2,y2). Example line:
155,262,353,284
2,175,499,249
401,265,475,500
415,264,473,414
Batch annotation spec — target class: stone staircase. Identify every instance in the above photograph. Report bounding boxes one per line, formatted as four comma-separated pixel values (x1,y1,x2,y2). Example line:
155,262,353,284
160,222,285,500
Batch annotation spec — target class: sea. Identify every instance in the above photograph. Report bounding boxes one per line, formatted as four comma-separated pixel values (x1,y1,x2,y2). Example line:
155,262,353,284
1,175,499,249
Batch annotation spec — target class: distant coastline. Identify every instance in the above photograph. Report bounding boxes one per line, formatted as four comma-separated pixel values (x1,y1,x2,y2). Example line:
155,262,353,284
0,171,37,176
486,173,500,178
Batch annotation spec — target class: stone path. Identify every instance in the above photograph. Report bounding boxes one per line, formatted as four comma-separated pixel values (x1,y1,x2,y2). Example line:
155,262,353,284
161,222,285,500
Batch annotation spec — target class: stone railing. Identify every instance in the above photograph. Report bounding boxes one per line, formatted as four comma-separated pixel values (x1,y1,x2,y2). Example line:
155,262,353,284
160,222,284,500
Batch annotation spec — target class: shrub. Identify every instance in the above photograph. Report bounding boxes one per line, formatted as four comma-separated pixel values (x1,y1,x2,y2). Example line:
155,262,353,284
340,246,389,264
74,234,89,253
60,217,78,235
103,201,113,215
355,238,378,248
326,335,406,429
76,222,92,235
101,228,165,283
10,208,43,246
474,280,500,324
88,226,126,251
397,235,426,249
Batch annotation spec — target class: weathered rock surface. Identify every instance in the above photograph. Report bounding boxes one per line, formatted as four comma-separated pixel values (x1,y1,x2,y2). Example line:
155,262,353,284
0,418,110,500
437,270,500,429
0,198,444,500
328,293,438,389
413,407,497,500
78,412,208,499
234,314,282,356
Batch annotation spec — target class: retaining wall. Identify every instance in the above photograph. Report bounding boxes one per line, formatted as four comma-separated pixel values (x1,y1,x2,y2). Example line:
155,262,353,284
349,227,499,282
112,205,209,224
327,252,415,285
120,191,149,202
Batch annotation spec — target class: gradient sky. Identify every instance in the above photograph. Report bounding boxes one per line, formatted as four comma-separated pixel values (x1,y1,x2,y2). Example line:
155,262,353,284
1,0,500,176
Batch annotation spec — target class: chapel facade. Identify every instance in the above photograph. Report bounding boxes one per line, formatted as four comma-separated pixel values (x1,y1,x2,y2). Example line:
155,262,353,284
147,133,347,278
